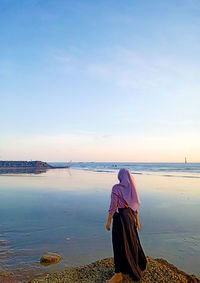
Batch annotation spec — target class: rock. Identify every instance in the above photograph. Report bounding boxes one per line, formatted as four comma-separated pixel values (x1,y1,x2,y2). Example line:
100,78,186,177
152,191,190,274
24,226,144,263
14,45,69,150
0,240,9,246
40,253,62,265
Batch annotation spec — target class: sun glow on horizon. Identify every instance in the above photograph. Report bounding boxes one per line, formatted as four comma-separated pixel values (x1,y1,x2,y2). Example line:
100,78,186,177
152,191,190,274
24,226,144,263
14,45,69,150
1,133,200,163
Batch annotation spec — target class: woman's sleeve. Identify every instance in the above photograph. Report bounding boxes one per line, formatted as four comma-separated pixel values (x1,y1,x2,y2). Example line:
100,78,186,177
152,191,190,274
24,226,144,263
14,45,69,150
108,187,118,215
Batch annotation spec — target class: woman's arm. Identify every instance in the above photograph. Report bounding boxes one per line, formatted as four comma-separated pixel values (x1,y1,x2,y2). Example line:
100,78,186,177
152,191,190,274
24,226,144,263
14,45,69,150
136,212,141,231
106,187,118,231
106,214,113,231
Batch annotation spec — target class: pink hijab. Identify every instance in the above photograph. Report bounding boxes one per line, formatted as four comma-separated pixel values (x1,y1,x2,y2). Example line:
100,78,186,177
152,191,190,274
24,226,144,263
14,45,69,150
117,168,141,212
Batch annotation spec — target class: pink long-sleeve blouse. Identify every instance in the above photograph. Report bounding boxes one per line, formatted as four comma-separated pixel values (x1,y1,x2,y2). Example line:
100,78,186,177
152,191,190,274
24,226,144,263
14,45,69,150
108,184,138,215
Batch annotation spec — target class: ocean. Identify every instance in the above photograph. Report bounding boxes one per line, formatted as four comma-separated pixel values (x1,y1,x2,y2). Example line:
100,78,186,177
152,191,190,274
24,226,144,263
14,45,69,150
0,162,200,281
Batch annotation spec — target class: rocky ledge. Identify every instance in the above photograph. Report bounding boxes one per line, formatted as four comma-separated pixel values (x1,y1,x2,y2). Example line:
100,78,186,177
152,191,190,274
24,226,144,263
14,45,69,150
31,256,199,283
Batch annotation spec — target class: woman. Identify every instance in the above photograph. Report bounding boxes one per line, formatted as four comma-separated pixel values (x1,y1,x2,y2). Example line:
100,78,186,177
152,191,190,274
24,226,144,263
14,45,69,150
106,168,147,283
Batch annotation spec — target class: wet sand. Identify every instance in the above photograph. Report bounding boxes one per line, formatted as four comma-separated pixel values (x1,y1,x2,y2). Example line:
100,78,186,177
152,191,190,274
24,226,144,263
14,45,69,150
1,168,200,281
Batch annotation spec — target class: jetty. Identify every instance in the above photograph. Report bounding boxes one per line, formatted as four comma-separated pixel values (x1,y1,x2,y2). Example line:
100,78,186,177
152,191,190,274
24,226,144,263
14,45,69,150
0,161,71,174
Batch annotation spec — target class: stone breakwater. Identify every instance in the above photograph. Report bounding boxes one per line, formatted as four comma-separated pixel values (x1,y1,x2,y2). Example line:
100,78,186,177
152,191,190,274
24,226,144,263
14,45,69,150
0,161,52,169
31,256,199,283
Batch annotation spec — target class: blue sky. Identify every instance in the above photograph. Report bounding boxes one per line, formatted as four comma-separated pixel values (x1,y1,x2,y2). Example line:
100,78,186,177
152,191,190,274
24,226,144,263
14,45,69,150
0,0,200,161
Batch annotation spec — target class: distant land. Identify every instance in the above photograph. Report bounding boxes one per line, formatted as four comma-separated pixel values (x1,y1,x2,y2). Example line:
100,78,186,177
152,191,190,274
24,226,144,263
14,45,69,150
0,160,70,174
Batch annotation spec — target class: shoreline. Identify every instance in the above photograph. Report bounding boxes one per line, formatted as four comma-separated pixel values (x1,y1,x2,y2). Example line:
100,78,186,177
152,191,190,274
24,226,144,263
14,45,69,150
29,256,199,283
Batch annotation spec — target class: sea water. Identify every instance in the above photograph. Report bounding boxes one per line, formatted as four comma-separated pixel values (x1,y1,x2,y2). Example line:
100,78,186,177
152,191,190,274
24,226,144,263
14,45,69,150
0,163,200,280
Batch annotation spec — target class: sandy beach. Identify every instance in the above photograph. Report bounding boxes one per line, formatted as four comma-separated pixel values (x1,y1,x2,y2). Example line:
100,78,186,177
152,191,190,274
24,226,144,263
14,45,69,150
29,256,199,283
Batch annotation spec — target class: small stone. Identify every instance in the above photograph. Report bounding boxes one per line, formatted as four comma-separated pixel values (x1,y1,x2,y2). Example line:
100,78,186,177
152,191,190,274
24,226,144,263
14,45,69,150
66,237,70,241
0,240,9,246
40,252,62,265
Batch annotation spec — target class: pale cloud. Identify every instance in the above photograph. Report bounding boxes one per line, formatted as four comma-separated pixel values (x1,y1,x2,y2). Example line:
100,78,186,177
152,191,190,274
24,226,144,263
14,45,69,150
86,47,190,92
102,134,112,139
156,120,200,126
88,64,111,77
46,49,80,74
44,46,200,98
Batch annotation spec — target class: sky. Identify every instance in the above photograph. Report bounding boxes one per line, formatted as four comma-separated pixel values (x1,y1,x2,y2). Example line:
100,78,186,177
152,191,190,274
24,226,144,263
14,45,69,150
0,0,200,162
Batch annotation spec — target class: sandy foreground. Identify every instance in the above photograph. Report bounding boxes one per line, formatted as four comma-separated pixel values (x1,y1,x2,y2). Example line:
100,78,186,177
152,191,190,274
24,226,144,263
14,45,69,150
30,256,199,283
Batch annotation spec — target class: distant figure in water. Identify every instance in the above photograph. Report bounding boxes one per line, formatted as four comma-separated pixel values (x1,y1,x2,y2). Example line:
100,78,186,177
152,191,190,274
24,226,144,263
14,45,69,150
106,168,147,283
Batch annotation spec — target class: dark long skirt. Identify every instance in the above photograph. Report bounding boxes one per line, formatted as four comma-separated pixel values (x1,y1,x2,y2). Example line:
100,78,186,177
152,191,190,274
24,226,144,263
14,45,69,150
112,208,147,281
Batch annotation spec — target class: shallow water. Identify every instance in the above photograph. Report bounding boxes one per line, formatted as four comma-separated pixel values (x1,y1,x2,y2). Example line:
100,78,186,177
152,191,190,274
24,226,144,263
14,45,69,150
0,165,200,280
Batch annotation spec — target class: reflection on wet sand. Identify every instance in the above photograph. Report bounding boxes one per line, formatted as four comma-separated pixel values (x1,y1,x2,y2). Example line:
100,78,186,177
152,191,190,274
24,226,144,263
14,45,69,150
0,168,48,175
0,168,200,280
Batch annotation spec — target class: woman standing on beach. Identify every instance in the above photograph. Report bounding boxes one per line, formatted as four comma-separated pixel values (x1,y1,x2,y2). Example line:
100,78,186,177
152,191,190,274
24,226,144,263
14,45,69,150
106,168,147,283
